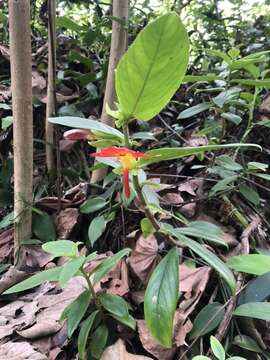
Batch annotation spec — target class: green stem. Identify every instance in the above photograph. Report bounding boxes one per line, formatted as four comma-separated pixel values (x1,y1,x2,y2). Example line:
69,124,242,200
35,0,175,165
81,267,102,311
122,121,179,247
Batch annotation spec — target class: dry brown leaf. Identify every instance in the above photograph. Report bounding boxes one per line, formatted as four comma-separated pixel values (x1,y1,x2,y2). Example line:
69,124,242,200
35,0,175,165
0,341,47,360
161,192,184,205
128,235,160,284
173,310,193,346
55,208,80,239
137,320,177,360
105,259,129,297
19,246,53,268
0,266,29,295
101,338,153,360
0,228,14,262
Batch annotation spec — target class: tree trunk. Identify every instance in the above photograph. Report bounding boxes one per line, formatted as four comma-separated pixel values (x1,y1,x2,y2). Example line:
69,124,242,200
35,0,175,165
90,0,129,184
46,0,56,173
9,0,33,259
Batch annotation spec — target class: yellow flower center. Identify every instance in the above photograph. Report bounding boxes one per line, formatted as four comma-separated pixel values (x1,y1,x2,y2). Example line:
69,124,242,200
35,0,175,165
118,153,137,170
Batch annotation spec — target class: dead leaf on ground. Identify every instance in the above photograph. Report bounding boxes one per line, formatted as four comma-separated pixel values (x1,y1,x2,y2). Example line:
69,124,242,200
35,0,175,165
0,266,29,295
173,310,193,346
0,341,47,360
161,192,184,206
128,235,160,284
0,228,14,262
19,246,53,269
55,208,80,239
101,338,153,360
105,259,130,297
137,320,177,360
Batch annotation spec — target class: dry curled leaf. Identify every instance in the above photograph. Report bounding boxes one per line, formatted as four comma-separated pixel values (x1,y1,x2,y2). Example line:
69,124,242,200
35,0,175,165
101,338,153,360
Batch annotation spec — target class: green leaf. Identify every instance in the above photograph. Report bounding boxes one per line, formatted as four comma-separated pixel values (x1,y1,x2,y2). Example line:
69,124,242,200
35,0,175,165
227,358,248,360
206,49,231,64
49,116,124,139
178,102,212,119
239,184,260,206
227,254,270,275
215,155,243,171
88,216,107,247
42,240,79,258
179,221,227,247
89,323,108,359
116,12,189,121
212,88,240,108
183,75,224,82
1,116,13,130
56,16,83,33
189,302,225,339
144,248,179,348
238,272,270,305
98,293,136,329
192,356,211,360
0,211,14,230
234,302,270,321
32,211,56,242
230,79,270,87
3,267,62,294
253,173,270,181
93,248,131,284
137,144,261,167
247,162,268,171
59,256,85,287
167,229,236,294
210,336,225,360
210,175,238,195
221,112,242,125
140,217,155,237
61,290,91,337
232,334,262,353
80,197,107,214
78,311,99,360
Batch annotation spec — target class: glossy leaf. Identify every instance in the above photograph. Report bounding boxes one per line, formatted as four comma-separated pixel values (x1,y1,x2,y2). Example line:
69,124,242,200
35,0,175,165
137,144,261,167
61,290,91,337
239,184,260,206
144,248,179,348
49,116,124,139
238,272,270,305
90,323,108,358
88,215,107,246
234,302,270,321
192,357,211,360
59,256,85,287
32,211,56,242
99,293,136,329
178,102,212,119
42,240,79,258
3,267,62,294
80,197,107,214
116,12,189,121
232,335,262,353
189,302,225,339
210,336,225,360
78,311,99,360
227,254,270,275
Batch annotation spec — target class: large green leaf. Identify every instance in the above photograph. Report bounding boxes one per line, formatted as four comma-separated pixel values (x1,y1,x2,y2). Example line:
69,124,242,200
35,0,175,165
238,272,270,305
59,256,85,287
116,12,189,121
42,240,79,258
210,336,225,360
234,302,270,321
167,229,236,294
227,254,270,275
137,143,261,167
144,248,179,348
49,116,124,139
3,267,62,294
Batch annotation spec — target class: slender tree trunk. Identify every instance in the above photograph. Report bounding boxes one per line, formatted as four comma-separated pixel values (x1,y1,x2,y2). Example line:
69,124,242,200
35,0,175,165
90,0,129,184
46,0,56,173
9,0,33,258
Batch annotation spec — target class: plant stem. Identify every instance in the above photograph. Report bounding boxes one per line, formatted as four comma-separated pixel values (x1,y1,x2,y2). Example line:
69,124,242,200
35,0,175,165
122,122,179,247
81,267,102,311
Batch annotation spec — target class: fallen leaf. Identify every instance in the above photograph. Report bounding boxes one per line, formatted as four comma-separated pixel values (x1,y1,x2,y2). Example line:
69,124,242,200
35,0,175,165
19,246,53,268
101,338,153,360
128,235,160,284
105,259,130,297
0,266,29,295
0,228,14,262
137,320,177,360
173,310,193,346
55,208,79,239
0,341,47,360
161,192,184,205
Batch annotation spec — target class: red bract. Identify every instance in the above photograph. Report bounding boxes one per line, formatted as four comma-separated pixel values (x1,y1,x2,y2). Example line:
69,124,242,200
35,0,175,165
63,129,94,141
91,147,156,197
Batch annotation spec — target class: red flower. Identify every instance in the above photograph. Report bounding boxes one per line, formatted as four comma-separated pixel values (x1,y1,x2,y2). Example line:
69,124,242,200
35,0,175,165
91,147,155,197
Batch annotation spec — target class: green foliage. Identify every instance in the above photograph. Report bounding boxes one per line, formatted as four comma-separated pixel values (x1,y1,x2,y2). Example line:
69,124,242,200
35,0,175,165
227,254,270,275
116,12,189,121
234,303,270,321
144,248,179,347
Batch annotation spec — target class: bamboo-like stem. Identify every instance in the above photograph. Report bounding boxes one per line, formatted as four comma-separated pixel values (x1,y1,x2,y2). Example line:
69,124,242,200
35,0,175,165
9,0,33,261
91,0,129,184
46,0,56,173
